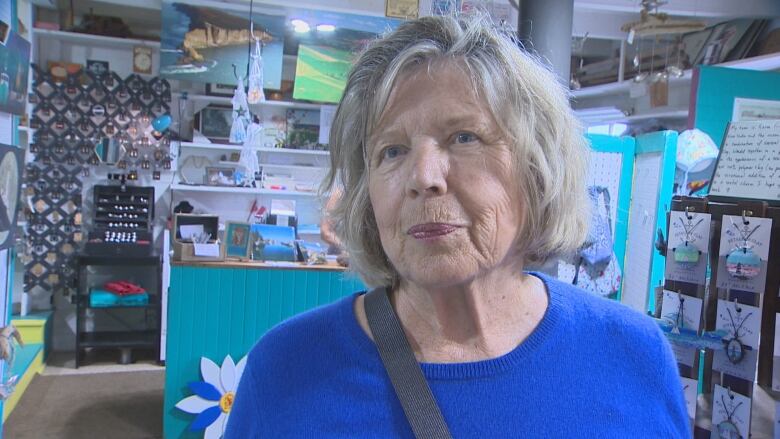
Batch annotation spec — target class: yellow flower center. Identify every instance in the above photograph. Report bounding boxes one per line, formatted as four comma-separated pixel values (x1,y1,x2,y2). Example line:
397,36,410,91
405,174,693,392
219,391,235,413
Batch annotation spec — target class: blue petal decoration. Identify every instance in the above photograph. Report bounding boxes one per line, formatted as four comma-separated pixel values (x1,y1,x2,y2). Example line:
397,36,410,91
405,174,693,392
188,381,221,401
189,405,221,431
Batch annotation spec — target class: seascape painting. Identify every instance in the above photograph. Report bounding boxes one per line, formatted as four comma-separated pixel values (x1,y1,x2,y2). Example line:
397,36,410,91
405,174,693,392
250,224,296,262
160,1,284,89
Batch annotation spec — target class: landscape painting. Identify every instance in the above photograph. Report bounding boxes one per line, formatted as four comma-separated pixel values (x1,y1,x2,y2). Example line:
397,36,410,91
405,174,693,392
160,1,284,89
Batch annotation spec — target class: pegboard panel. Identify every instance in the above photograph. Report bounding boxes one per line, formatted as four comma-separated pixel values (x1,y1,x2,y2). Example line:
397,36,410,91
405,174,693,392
558,135,635,299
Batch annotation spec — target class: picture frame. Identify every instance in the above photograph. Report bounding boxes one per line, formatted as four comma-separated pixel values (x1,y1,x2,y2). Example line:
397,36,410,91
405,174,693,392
86,60,110,77
224,222,251,259
198,106,233,141
205,166,236,186
206,83,236,97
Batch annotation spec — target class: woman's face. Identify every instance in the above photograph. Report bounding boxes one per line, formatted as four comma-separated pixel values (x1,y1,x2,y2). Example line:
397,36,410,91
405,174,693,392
368,62,524,288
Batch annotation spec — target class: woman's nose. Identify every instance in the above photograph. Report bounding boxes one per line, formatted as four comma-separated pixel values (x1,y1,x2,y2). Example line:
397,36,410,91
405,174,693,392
406,143,448,199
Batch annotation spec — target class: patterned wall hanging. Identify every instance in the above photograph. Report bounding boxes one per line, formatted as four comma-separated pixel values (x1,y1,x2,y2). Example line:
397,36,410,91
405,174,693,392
23,163,83,292
24,65,172,293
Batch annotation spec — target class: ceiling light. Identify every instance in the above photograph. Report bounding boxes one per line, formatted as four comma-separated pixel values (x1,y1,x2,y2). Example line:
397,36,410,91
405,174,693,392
316,24,336,32
291,19,310,33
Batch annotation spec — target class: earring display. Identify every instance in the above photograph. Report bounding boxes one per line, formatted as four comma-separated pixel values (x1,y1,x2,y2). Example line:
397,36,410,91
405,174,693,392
716,214,772,293
665,210,711,285
712,385,750,439
84,185,154,257
23,163,83,292
712,299,760,381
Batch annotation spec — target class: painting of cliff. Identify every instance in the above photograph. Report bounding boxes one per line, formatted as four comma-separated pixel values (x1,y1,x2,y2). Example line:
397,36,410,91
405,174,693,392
160,1,284,89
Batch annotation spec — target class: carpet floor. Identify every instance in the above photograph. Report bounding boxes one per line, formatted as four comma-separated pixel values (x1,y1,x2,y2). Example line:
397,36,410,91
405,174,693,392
4,370,164,439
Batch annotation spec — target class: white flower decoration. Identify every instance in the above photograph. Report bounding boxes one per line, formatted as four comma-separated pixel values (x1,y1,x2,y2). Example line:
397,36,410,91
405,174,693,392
175,355,247,439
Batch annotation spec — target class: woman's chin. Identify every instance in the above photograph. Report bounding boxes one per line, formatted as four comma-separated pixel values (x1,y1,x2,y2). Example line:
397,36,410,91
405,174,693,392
399,257,478,289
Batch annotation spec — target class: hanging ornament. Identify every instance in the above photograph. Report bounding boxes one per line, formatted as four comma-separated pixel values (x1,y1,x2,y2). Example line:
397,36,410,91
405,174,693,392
726,218,762,280
238,116,262,186
229,76,250,144
673,212,703,265
717,391,743,438
723,303,752,365
247,35,265,104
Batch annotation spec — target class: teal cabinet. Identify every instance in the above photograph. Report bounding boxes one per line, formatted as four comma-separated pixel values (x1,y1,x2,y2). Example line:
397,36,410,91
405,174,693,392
163,264,363,438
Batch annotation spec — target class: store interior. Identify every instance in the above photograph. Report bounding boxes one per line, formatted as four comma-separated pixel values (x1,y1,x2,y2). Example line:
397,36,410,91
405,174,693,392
0,0,779,438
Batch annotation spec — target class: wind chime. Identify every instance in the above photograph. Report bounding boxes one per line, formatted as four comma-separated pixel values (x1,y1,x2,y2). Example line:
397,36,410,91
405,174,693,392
229,0,265,187
621,0,705,83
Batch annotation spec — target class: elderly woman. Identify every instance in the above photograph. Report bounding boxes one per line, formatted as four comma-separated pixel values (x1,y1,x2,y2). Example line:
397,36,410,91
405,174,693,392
226,14,688,438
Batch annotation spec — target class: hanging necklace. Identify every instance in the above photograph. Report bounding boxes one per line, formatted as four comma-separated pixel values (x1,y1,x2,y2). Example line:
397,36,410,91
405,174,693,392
717,392,744,439
723,305,753,365
670,293,685,334
726,220,761,280
674,215,704,265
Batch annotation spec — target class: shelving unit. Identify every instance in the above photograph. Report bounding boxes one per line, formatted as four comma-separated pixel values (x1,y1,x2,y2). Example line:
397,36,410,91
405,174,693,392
170,183,319,197
31,28,160,50
178,141,330,156
75,253,162,368
180,93,323,111
572,52,780,100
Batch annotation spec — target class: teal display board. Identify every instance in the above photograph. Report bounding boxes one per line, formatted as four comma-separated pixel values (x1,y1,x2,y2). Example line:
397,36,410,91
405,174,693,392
622,131,677,314
690,66,780,188
164,265,363,439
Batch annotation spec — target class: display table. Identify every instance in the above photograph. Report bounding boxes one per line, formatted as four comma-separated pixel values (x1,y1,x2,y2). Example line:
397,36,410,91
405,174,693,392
163,260,363,438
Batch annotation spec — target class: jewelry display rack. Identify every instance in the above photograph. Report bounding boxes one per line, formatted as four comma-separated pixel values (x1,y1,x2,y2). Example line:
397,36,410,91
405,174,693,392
663,196,780,438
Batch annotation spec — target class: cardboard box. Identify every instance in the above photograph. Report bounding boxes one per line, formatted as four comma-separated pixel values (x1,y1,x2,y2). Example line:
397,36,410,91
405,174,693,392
172,214,224,262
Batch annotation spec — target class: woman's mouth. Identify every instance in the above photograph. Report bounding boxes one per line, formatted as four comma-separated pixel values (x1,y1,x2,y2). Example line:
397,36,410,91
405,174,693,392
407,223,461,240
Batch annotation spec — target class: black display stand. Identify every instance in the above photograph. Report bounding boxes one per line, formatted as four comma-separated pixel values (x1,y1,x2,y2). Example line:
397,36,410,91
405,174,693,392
74,253,162,368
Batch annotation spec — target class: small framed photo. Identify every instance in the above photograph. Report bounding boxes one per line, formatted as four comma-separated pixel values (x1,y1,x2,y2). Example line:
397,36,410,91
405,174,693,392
205,166,235,186
86,60,110,77
206,83,236,97
224,222,251,259
198,106,233,141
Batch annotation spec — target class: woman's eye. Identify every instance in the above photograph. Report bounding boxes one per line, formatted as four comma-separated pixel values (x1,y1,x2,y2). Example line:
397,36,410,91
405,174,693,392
454,132,478,144
382,145,406,161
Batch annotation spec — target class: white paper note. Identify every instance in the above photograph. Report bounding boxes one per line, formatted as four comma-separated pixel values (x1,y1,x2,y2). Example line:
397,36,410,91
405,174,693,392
180,225,204,241
680,377,697,426
318,105,336,144
193,243,220,257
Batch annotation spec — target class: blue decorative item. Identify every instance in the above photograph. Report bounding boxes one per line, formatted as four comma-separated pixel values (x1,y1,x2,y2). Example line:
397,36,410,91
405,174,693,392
153,114,172,132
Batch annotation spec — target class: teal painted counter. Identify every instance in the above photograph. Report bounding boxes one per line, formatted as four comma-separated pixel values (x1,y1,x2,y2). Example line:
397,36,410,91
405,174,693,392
163,263,363,438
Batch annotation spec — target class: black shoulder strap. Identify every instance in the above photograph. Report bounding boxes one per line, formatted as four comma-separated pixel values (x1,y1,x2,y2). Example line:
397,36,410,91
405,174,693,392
364,287,453,439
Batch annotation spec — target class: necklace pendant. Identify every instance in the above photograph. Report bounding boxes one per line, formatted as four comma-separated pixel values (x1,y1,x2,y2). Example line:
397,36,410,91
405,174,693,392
717,419,741,439
726,247,761,280
674,242,700,265
725,338,745,364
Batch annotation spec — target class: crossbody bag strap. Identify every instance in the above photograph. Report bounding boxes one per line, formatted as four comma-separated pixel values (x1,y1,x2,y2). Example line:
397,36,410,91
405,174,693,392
364,287,453,439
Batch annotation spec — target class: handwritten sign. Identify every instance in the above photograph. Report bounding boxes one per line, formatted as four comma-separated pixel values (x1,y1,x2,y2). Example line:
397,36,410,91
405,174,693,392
710,120,780,201
710,120,780,203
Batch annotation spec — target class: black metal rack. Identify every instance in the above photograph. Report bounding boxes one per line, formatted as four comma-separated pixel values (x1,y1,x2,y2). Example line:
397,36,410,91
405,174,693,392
75,253,162,368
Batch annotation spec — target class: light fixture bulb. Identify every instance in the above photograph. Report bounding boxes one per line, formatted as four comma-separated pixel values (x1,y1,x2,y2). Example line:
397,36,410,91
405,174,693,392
291,19,310,33
316,24,335,32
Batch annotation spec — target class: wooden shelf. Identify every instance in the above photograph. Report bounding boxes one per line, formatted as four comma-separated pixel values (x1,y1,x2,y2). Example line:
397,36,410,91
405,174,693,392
178,141,330,156
32,28,160,50
179,93,323,111
170,183,319,197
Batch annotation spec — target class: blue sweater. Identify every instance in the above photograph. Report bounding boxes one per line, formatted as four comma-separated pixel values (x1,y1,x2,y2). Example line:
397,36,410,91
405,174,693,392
226,273,689,438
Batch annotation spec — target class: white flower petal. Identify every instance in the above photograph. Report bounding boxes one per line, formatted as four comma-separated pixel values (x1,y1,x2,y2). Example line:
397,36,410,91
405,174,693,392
201,357,223,393
175,395,217,414
234,355,248,388
204,413,227,439
220,355,237,393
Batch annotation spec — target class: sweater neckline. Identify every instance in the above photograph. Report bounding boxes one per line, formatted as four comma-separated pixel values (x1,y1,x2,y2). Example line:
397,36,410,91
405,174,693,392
340,272,564,380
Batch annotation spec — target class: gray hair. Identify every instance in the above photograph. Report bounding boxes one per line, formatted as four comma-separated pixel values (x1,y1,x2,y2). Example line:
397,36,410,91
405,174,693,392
324,13,589,287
